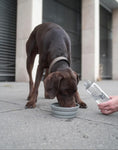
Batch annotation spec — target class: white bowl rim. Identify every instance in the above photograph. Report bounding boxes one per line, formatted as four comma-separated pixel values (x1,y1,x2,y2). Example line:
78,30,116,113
51,102,79,112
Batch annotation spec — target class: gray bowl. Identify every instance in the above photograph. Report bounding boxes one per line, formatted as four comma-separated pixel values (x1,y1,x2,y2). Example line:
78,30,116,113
51,103,79,119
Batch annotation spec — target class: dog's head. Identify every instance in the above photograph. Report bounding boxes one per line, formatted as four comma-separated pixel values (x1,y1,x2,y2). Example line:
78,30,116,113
44,68,79,107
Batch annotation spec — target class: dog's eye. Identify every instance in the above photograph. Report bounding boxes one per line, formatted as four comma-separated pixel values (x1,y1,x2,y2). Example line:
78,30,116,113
59,90,67,96
61,90,72,96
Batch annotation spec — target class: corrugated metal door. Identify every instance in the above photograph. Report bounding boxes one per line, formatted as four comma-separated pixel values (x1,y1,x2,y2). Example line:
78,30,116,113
100,6,112,79
0,0,17,81
43,0,81,76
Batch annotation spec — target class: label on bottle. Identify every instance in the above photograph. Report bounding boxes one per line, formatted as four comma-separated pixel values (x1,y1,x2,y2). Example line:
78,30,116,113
87,83,109,103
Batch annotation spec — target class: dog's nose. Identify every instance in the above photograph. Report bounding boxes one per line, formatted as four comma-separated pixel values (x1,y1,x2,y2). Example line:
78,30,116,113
59,101,76,107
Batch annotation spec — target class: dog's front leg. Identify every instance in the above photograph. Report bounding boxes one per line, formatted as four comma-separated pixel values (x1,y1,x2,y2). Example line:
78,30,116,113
43,69,51,99
25,65,44,108
74,91,87,108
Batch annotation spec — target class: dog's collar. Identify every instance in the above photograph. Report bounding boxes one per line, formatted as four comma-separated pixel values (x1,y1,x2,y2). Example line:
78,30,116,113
48,56,70,73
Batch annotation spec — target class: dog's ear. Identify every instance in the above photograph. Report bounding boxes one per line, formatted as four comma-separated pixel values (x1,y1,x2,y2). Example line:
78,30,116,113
44,72,63,99
73,71,79,84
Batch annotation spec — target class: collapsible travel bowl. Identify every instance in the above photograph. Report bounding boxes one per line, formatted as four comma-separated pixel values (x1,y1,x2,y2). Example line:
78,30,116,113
51,102,79,119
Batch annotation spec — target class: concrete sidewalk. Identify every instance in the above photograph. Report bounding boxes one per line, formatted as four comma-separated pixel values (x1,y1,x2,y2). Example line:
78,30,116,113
0,81,118,149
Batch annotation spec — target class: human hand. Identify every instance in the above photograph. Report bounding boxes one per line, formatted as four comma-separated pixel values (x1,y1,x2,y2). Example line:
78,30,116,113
98,96,118,114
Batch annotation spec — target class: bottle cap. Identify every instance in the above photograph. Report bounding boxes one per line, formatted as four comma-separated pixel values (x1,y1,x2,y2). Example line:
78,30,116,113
84,80,92,89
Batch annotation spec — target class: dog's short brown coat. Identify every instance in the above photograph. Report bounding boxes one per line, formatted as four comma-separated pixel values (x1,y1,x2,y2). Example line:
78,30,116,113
26,22,87,108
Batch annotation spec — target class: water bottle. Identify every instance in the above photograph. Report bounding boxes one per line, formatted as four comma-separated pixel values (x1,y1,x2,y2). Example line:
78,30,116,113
84,80,110,104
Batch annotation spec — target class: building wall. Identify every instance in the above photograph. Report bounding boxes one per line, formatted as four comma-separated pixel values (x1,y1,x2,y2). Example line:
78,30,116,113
81,0,100,81
112,8,118,80
15,0,118,82
16,0,42,82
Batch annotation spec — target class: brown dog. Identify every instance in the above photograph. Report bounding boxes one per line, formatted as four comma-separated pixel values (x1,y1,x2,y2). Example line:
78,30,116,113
26,22,87,109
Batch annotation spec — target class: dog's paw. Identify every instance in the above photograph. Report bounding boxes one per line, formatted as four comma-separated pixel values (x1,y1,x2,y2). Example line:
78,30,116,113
25,101,36,109
79,102,87,109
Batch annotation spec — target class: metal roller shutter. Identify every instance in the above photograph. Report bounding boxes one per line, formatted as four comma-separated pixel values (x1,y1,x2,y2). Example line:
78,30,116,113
0,0,17,81
43,0,81,76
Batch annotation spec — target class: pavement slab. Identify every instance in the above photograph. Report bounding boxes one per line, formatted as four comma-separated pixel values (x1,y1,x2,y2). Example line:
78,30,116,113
0,81,118,149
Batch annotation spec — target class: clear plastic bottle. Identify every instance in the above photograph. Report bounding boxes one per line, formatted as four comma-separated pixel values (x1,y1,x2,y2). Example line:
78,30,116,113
84,80,110,104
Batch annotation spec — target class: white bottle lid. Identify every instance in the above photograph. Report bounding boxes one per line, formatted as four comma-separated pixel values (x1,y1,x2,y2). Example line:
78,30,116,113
84,80,92,89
